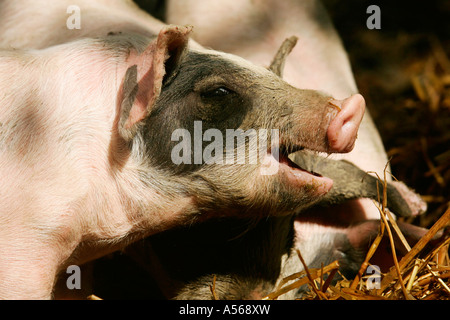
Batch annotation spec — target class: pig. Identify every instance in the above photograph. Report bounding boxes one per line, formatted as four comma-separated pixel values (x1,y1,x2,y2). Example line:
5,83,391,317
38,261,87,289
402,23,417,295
122,151,428,300
117,0,432,300
0,0,365,299
162,0,391,221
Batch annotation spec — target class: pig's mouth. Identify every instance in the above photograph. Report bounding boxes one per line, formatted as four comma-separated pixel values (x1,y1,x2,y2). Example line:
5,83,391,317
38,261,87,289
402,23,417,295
264,146,333,196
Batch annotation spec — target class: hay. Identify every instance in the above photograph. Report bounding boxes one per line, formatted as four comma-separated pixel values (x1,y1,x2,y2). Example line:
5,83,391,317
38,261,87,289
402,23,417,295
264,206,450,300
264,159,449,300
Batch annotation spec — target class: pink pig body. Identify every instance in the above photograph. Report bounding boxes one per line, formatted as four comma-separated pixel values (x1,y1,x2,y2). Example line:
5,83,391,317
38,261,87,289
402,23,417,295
0,1,197,299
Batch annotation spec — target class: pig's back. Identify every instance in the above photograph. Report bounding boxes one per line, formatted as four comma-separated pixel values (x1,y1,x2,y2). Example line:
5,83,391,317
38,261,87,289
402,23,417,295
0,45,117,200
0,0,165,50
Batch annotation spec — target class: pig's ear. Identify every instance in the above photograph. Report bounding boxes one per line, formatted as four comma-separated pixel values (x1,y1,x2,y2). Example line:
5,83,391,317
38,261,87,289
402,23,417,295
119,25,192,141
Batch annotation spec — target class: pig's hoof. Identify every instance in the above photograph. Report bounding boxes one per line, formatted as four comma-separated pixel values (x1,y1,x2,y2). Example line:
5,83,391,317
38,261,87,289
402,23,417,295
391,181,427,216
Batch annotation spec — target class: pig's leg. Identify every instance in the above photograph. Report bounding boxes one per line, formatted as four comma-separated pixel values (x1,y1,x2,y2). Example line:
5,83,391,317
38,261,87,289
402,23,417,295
0,239,68,299
292,151,427,217
165,0,389,220
0,202,80,299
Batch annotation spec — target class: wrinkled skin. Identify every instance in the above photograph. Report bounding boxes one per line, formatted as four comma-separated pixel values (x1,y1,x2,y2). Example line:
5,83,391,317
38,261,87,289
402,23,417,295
0,0,365,299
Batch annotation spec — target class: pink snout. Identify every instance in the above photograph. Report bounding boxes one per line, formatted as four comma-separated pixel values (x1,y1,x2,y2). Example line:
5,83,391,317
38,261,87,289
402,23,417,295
327,93,365,153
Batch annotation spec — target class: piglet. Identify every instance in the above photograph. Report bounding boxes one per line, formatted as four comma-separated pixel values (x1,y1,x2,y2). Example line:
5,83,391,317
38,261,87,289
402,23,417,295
0,1,365,299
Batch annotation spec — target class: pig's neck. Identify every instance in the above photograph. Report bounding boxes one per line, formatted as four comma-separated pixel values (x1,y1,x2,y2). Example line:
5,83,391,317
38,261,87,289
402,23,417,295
71,164,195,265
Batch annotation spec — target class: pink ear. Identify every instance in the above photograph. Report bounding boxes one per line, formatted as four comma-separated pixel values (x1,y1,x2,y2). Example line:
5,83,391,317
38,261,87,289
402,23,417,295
119,25,192,141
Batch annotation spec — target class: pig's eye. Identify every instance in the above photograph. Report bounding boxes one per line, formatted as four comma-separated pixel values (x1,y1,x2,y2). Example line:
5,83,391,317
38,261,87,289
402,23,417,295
201,87,234,99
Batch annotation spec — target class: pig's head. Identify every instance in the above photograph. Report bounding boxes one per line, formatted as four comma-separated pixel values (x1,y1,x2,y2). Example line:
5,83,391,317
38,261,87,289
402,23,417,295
118,25,365,219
